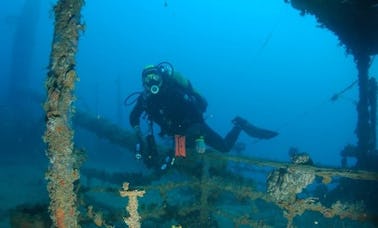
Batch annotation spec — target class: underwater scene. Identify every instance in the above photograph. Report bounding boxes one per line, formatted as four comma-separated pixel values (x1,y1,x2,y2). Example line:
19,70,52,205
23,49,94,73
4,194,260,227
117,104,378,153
1,0,378,227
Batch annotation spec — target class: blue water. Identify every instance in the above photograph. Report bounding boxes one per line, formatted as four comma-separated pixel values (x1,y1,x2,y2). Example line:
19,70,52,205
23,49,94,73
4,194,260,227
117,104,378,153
1,0,377,227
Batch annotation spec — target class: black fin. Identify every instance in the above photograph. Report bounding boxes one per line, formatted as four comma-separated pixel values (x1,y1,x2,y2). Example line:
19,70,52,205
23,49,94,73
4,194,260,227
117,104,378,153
233,116,278,139
242,124,278,139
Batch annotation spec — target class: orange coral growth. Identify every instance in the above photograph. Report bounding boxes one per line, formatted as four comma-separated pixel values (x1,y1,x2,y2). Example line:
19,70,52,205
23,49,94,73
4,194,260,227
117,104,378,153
55,208,65,228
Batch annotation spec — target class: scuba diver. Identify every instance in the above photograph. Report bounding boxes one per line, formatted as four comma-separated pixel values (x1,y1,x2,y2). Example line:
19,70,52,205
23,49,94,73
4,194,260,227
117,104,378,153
128,62,278,170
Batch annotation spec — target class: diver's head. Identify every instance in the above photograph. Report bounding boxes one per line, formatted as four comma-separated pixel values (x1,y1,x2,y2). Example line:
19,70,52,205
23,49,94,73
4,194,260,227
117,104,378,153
142,65,162,94
141,62,174,95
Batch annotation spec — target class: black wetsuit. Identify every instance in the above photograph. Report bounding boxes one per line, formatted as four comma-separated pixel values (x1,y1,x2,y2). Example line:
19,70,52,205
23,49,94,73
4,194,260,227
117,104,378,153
129,80,241,152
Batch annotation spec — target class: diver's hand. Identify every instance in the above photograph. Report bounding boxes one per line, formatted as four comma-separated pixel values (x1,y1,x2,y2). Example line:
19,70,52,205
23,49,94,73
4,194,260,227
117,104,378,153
195,137,206,154
134,126,144,159
135,143,142,160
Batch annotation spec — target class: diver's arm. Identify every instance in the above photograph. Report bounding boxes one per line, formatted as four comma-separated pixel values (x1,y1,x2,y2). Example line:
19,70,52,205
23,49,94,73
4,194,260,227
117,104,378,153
185,81,208,113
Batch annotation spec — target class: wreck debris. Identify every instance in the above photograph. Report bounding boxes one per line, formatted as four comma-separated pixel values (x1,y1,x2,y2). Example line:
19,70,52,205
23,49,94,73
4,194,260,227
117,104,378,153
120,182,145,228
267,150,315,202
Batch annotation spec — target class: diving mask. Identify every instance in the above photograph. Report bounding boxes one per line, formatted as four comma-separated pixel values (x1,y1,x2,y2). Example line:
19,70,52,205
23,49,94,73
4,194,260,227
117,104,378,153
141,62,174,95
144,73,162,94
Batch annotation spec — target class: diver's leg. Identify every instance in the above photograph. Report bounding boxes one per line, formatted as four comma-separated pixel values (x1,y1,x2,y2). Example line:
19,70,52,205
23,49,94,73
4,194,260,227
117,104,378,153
223,126,243,151
201,124,242,153
232,116,278,139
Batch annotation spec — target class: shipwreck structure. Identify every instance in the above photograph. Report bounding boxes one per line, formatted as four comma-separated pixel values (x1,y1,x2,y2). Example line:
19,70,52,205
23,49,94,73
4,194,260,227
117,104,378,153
286,0,378,169
37,0,378,227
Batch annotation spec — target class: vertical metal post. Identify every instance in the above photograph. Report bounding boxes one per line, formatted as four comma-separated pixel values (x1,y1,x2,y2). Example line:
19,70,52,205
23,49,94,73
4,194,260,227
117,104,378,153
355,53,371,166
368,77,377,155
43,0,85,227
